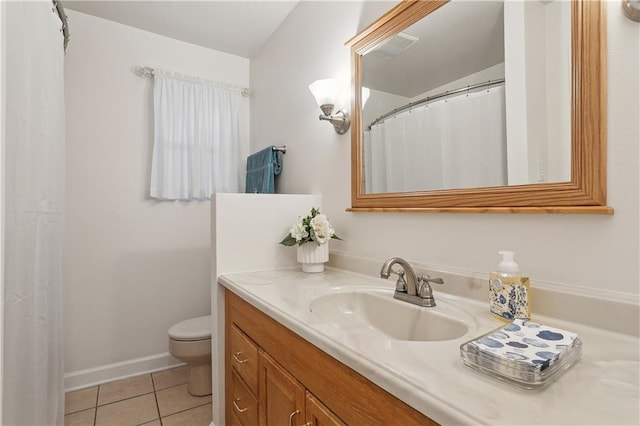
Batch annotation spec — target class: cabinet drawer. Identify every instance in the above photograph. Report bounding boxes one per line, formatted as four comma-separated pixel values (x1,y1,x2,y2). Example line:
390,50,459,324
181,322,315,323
230,324,258,394
230,369,258,426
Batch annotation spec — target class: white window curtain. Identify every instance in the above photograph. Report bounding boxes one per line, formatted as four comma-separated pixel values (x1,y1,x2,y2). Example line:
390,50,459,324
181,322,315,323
364,85,507,193
150,71,242,200
3,1,66,424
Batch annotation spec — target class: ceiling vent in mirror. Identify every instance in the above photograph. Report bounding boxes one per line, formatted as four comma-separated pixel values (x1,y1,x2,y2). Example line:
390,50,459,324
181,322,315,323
366,32,419,61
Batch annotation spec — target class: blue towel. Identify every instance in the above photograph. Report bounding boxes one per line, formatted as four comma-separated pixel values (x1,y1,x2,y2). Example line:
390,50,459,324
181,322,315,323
245,146,283,193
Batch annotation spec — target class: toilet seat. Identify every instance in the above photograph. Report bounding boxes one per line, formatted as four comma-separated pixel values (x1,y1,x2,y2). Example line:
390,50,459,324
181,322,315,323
168,315,211,341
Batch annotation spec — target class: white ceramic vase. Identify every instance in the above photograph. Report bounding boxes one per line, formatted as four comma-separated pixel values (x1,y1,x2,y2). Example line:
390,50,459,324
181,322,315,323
297,242,329,273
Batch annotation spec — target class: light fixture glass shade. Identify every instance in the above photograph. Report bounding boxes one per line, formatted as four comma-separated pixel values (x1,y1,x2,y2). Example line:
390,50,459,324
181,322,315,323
623,0,640,21
308,79,340,106
361,87,371,108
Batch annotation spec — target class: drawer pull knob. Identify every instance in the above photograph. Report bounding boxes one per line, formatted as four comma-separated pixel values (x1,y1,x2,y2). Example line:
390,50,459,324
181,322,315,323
288,409,301,426
232,398,248,413
233,352,248,364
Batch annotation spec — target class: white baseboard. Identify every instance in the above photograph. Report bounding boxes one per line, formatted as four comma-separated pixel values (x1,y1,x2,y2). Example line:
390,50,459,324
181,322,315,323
64,352,185,392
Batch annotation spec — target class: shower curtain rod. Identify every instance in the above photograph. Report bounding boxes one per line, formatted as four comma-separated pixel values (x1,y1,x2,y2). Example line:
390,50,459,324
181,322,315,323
133,66,251,97
367,78,505,130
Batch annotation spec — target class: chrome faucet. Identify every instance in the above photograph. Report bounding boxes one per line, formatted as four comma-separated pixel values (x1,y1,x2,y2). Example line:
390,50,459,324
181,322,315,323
380,257,444,307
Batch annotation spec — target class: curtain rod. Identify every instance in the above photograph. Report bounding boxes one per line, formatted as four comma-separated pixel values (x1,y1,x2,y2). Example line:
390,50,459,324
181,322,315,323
133,66,251,97
367,78,505,130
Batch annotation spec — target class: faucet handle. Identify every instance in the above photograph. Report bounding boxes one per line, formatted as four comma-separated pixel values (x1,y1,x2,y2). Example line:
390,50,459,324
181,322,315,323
395,270,407,292
417,274,444,299
419,274,444,284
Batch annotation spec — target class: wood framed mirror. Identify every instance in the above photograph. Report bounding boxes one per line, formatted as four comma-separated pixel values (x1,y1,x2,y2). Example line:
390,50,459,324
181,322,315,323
346,0,612,214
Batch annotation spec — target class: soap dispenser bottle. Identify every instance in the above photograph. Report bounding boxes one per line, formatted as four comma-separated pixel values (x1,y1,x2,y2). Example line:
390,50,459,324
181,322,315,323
489,251,531,320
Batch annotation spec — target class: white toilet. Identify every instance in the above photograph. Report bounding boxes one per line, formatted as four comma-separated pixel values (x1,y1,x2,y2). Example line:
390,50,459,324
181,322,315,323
168,315,212,396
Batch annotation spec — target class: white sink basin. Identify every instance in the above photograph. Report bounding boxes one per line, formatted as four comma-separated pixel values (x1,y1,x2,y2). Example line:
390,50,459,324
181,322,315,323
309,289,473,342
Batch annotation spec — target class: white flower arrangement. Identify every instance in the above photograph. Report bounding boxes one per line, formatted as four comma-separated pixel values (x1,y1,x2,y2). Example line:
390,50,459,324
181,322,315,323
279,207,342,246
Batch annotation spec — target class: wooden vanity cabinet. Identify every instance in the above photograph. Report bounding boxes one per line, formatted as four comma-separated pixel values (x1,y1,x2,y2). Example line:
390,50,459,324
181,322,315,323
225,289,437,426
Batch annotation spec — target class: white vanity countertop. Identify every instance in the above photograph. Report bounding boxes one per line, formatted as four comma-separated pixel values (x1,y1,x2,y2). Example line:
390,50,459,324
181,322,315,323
218,267,640,425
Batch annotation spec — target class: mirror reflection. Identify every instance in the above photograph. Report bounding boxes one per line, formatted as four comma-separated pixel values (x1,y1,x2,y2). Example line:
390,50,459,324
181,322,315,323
360,1,571,194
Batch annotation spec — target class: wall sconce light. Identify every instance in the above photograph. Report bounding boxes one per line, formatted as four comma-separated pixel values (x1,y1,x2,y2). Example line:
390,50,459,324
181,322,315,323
308,79,351,135
622,0,640,21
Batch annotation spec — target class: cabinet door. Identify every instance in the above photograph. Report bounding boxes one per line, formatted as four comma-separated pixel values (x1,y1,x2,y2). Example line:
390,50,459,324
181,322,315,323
259,351,305,426
305,392,346,426
228,410,244,426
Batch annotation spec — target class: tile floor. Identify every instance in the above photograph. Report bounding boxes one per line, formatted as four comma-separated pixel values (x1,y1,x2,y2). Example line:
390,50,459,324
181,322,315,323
64,366,212,426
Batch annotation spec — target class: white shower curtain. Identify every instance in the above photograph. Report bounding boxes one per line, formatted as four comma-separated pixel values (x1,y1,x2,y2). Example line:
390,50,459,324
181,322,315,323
365,86,507,193
150,71,243,200
3,1,65,425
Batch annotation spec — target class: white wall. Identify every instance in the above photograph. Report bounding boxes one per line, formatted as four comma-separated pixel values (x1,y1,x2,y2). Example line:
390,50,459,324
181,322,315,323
505,0,572,184
63,11,249,383
523,1,549,183
251,1,639,300
523,0,571,184
544,0,572,183
503,1,530,184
